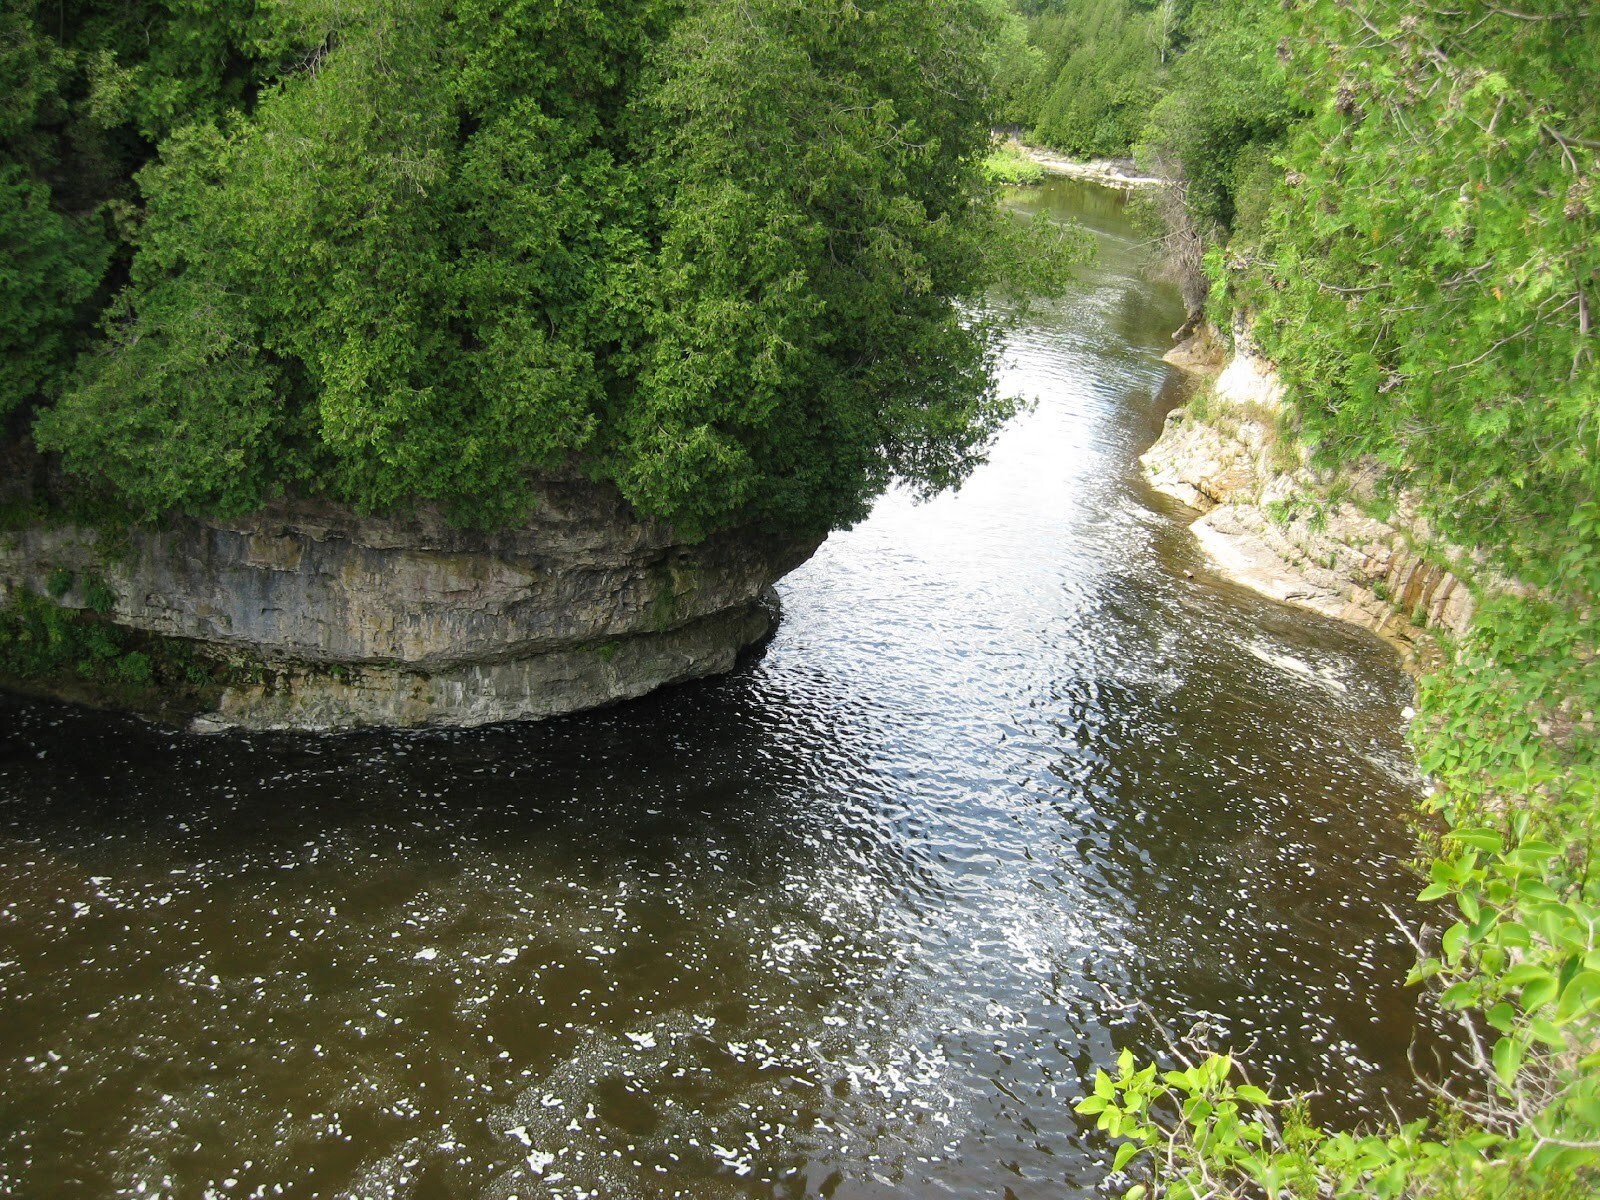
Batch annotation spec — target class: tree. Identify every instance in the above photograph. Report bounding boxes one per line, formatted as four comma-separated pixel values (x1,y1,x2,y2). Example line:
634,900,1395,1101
22,0,1069,537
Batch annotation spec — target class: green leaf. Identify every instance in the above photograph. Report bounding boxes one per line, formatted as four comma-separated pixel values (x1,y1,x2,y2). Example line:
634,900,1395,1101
1451,828,1504,853
1440,981,1477,1009
1529,1018,1568,1048
1500,963,1550,988
1491,1035,1521,1089
1557,970,1600,1019
1521,974,1559,1011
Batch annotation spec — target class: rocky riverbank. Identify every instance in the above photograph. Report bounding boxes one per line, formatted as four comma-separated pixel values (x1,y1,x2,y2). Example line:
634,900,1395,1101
0,479,819,732
1143,326,1480,659
1006,138,1167,190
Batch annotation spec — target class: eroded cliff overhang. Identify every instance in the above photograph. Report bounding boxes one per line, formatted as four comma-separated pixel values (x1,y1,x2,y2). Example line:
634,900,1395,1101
0,482,822,732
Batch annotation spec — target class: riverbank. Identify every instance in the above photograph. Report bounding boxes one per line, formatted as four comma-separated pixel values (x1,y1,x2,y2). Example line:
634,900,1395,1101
1141,326,1478,664
1119,315,1600,1198
1004,137,1167,190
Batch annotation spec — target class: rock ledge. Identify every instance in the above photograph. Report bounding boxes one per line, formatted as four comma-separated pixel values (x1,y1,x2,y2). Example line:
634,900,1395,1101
1141,333,1479,656
0,482,820,731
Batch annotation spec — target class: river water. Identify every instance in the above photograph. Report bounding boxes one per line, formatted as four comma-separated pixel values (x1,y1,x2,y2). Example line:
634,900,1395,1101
0,179,1437,1199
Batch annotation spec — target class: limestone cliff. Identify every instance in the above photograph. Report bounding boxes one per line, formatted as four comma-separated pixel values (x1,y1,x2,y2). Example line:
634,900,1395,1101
0,480,820,731
1143,330,1479,655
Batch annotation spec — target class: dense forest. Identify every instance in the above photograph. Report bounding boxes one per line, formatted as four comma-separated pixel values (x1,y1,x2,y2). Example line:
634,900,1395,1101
1008,0,1596,622
991,0,1183,157
1,0,1079,541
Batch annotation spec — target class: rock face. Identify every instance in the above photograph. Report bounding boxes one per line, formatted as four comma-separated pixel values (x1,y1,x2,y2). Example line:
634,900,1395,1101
1141,332,1479,653
0,481,821,731
1009,140,1168,190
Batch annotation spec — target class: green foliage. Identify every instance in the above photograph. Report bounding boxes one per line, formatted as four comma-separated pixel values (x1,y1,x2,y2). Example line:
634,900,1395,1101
984,142,1049,186
981,0,1046,126
83,576,116,614
604,0,1046,538
1079,5,1600,1198
0,1,330,421
0,164,108,419
13,0,1079,539
1026,0,1164,157
35,0,653,525
1241,2,1600,579
1081,1048,1552,1199
1137,0,1306,239
0,586,228,708
0,5,93,420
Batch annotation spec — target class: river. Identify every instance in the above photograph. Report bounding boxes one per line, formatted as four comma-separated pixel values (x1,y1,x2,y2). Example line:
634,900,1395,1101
0,178,1439,1199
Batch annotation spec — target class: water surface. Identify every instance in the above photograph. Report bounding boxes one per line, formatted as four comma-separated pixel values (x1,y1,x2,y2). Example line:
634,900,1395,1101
0,178,1436,1199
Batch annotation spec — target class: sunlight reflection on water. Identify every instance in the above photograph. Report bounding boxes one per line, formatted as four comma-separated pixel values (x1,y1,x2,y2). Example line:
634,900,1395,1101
0,179,1437,1200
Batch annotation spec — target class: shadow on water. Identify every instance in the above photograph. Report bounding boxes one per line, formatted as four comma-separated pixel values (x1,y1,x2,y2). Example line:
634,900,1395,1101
0,177,1445,1200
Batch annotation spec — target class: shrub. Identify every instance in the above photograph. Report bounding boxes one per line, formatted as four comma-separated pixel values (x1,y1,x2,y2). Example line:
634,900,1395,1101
984,143,1048,186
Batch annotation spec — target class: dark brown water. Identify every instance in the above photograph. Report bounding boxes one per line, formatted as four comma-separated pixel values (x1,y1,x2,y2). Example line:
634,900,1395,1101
0,179,1437,1199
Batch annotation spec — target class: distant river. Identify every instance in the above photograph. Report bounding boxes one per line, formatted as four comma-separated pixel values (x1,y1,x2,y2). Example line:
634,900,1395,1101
0,178,1439,1199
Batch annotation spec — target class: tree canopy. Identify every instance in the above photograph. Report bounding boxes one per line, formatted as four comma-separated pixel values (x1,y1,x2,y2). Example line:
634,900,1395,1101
5,0,1057,538
990,0,1178,157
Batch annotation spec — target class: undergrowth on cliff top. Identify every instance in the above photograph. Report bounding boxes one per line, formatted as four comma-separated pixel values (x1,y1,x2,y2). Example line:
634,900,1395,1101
1079,2,1600,1198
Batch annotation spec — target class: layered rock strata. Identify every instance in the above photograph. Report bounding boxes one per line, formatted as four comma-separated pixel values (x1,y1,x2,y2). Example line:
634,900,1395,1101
0,481,819,731
1142,333,1479,654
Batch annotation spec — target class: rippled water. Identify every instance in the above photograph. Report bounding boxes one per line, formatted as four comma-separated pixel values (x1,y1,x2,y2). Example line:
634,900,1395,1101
0,179,1438,1199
